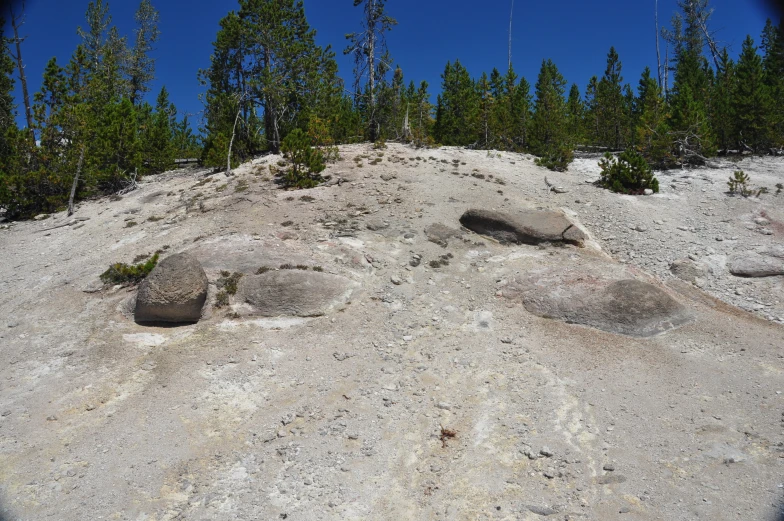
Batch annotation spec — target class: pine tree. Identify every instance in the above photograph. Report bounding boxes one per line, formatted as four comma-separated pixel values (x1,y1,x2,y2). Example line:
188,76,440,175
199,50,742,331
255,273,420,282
0,15,16,165
761,18,784,146
566,84,584,145
711,49,735,152
596,47,625,150
635,67,671,166
434,60,479,146
127,0,160,106
583,76,599,146
477,72,493,149
733,35,773,152
201,0,340,157
144,86,175,172
530,59,571,169
510,76,532,151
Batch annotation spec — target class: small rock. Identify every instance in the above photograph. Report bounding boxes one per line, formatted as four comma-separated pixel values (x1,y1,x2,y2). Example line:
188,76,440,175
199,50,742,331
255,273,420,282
643,189,654,196
540,447,554,457
635,225,648,232
603,463,615,472
390,276,402,286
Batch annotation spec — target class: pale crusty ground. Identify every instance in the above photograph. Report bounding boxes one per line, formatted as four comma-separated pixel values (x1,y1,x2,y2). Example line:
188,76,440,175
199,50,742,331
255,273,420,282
0,144,783,521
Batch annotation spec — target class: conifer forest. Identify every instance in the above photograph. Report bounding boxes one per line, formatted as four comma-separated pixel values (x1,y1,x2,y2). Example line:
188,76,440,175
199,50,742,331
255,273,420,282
1,0,783,219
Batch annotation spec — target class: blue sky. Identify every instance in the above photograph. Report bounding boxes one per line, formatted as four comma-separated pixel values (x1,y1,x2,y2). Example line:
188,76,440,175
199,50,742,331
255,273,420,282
3,0,778,131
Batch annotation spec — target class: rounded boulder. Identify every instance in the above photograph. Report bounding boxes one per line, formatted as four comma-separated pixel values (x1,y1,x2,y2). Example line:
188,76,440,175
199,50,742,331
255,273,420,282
135,253,208,324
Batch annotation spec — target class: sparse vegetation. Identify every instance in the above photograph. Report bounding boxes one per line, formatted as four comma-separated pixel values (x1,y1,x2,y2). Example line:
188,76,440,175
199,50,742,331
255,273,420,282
727,170,753,197
124,221,138,228
216,271,243,295
597,151,659,195
281,129,326,189
100,254,159,286
215,291,229,308
256,266,272,274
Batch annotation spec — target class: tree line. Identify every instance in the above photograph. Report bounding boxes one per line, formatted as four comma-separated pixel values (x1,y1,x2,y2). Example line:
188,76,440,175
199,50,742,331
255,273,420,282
1,0,783,218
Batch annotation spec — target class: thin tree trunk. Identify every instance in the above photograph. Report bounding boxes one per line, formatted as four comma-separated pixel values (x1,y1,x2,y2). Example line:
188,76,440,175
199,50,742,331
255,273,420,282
508,0,514,70
655,0,663,87
68,145,86,217
227,98,243,175
10,5,34,139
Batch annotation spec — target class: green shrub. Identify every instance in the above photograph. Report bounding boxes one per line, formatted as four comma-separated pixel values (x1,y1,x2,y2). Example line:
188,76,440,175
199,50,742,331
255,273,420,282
535,146,574,172
727,170,752,197
281,129,326,189
597,151,659,194
215,290,229,308
100,254,159,286
216,272,243,295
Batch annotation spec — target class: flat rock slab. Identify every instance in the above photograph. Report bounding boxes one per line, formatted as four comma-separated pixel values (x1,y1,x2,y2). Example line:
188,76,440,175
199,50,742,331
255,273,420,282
425,223,463,247
236,270,356,317
504,262,692,337
670,258,709,285
459,208,586,246
729,252,784,277
135,253,208,324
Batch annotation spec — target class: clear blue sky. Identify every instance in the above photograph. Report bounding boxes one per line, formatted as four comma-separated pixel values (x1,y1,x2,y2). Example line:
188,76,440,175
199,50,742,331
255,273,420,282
3,0,779,132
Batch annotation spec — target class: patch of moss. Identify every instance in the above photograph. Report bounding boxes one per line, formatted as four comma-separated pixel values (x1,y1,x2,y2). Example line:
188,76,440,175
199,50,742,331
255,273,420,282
125,221,138,228
147,215,163,222
280,263,295,270
256,266,272,274
215,184,227,192
312,266,324,272
100,254,159,286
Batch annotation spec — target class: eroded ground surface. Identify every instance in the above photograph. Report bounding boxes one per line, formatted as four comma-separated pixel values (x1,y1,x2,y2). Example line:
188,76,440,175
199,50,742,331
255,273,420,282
1,144,783,520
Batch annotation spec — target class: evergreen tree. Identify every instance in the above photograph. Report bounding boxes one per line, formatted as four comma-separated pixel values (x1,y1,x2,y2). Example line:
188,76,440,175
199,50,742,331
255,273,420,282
711,49,735,152
530,58,571,169
733,35,773,151
0,15,16,165
477,72,493,149
201,0,341,158
127,0,160,106
596,47,625,150
144,86,175,172
566,83,584,145
761,18,784,145
510,76,532,151
635,67,671,166
434,60,479,146
583,76,599,146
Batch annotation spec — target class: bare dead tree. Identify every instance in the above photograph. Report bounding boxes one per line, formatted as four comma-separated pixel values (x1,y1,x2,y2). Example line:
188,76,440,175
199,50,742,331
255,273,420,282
67,145,86,217
9,2,34,139
508,0,515,71
655,0,663,87
226,92,248,176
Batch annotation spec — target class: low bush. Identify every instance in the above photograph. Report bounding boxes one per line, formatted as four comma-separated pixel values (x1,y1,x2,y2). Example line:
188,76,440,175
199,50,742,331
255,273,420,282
597,151,659,194
727,170,753,197
535,146,574,172
100,253,159,286
281,129,326,189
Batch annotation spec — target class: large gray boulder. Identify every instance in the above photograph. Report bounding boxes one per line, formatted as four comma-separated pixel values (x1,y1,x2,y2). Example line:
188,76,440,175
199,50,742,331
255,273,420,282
503,263,692,337
728,252,784,278
459,209,586,246
236,270,356,317
670,258,709,286
135,253,208,324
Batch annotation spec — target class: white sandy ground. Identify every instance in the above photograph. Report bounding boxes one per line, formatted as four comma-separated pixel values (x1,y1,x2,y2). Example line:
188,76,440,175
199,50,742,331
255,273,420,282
0,144,783,520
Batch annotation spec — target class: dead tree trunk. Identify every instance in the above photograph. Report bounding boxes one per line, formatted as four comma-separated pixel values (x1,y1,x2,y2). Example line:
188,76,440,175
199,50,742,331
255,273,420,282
10,4,34,139
508,0,514,71
67,145,86,217
655,0,663,87
227,98,244,176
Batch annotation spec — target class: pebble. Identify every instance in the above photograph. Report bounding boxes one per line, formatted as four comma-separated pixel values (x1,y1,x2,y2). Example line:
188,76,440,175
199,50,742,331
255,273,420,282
603,463,615,471
540,447,554,457
391,276,402,285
